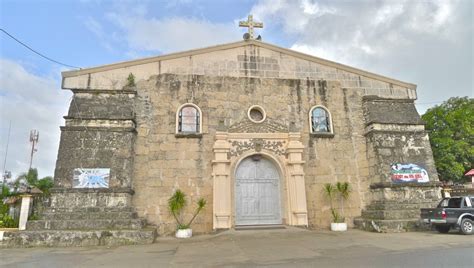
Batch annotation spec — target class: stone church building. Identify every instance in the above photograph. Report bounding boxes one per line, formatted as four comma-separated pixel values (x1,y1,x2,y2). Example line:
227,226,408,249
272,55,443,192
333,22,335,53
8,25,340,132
13,34,442,245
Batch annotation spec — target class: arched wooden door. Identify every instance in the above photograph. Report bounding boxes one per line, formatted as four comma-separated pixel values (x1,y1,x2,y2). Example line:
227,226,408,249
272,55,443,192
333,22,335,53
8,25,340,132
235,155,282,225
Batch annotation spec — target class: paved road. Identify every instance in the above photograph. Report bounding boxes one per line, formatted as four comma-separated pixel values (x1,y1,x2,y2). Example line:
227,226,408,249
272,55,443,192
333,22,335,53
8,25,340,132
1,228,473,267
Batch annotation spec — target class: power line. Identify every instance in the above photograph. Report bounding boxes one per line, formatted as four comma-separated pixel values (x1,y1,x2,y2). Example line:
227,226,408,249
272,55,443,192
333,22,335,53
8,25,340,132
1,28,81,69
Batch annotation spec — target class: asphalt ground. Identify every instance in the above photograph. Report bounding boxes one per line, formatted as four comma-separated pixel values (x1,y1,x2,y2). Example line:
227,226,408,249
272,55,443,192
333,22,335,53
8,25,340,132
1,228,473,267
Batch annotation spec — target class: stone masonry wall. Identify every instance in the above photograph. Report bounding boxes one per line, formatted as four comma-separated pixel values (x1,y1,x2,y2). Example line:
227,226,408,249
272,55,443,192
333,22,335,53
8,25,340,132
132,73,370,234
355,97,441,232
54,92,136,189
58,43,429,234
363,97,439,185
62,43,417,101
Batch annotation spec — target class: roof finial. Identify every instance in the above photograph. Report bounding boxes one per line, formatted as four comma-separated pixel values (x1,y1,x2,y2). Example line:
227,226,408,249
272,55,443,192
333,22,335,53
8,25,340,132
239,14,263,40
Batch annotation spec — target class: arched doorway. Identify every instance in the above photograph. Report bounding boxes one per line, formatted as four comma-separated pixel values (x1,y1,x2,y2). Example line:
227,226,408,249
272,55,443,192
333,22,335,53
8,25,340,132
235,154,282,225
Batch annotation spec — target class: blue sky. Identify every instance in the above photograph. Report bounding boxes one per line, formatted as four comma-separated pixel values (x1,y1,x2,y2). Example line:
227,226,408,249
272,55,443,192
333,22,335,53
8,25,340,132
0,0,473,179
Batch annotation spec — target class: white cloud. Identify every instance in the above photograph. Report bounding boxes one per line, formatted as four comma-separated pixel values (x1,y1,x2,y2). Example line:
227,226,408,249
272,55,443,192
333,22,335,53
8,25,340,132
252,0,473,113
0,59,71,180
84,17,116,53
251,0,336,34
104,14,241,54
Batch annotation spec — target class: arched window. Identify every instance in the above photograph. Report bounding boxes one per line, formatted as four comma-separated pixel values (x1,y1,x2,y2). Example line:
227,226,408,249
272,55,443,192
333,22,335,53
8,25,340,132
176,103,202,134
309,106,333,134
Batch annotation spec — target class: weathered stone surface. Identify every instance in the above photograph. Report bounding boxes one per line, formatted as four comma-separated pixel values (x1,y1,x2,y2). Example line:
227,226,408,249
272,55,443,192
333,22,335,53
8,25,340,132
26,218,146,230
363,97,424,125
228,118,288,133
54,129,135,188
67,92,136,119
353,218,424,233
357,97,441,232
61,41,417,101
49,189,133,208
46,41,439,239
0,229,156,248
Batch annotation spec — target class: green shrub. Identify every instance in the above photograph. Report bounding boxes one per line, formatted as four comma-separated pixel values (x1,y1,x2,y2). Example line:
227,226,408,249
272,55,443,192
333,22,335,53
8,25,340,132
0,213,18,228
168,189,206,230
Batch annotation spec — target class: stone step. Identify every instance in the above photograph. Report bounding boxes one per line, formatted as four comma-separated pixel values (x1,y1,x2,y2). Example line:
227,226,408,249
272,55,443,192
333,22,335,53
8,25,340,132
41,211,138,221
365,202,437,211
353,217,425,233
361,209,420,220
26,218,146,231
43,206,135,214
235,224,286,230
0,229,157,248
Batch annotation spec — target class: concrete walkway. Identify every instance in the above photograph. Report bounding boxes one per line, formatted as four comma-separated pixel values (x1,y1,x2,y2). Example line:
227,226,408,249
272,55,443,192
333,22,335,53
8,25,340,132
1,228,473,267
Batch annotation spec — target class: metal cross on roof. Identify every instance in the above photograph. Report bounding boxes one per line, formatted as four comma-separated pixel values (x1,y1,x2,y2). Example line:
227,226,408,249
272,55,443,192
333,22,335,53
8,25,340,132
239,14,263,40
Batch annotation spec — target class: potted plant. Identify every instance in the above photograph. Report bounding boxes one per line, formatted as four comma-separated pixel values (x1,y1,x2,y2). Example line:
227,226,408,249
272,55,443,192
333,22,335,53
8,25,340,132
168,189,206,238
323,182,351,231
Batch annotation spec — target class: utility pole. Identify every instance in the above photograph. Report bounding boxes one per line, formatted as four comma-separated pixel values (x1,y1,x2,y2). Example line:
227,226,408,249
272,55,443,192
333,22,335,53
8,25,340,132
29,129,39,170
2,121,12,192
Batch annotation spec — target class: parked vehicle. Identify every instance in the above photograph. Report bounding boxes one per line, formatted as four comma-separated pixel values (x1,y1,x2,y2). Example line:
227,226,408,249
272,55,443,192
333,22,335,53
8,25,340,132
420,196,474,235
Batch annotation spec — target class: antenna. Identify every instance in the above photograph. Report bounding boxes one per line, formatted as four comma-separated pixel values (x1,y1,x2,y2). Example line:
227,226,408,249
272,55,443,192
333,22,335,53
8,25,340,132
29,129,39,170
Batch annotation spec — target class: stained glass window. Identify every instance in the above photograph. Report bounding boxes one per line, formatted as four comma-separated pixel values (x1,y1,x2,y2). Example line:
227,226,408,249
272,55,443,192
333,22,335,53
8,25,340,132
178,106,200,133
311,107,330,133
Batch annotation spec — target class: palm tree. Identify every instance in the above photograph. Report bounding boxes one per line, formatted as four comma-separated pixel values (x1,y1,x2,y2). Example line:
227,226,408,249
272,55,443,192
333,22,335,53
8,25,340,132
168,189,206,230
336,182,351,220
323,183,340,223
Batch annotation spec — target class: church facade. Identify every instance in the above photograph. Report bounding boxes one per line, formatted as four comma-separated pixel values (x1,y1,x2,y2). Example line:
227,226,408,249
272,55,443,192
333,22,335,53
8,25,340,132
46,39,442,236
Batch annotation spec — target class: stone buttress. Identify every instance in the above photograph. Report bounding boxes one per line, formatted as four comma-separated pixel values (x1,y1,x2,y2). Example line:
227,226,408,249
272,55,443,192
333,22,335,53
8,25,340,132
1,87,156,248
354,96,442,232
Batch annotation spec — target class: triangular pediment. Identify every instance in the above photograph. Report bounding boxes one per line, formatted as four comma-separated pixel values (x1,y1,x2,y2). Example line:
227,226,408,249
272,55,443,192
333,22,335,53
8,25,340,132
62,40,415,91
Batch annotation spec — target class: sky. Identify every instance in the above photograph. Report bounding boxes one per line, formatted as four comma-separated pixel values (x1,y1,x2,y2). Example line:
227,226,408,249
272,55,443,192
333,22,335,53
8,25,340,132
0,0,473,180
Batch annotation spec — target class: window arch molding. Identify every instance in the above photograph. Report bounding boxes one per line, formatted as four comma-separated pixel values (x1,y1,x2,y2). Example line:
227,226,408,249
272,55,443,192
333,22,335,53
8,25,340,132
175,103,203,134
308,105,334,135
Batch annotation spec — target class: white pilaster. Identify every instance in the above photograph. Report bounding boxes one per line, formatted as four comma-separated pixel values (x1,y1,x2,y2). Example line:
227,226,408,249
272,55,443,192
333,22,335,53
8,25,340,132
212,132,231,229
286,133,308,226
18,194,32,231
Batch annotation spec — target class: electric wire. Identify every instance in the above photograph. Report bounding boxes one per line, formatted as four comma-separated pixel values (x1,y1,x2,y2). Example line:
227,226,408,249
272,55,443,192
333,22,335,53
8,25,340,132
0,28,81,69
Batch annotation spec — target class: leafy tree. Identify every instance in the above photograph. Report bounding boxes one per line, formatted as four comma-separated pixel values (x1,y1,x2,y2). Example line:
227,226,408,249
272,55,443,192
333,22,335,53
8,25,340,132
1,184,10,199
35,176,54,195
422,97,474,182
24,168,38,186
14,168,54,195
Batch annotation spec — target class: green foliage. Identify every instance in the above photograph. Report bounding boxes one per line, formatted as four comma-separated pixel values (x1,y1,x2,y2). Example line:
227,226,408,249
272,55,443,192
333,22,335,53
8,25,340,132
14,168,54,196
0,213,18,228
323,183,336,204
126,73,136,87
336,182,351,201
168,189,206,230
421,97,474,182
35,176,54,195
24,168,38,186
323,182,351,223
1,185,11,199
0,203,8,215
0,202,18,228
330,209,343,223
323,183,337,222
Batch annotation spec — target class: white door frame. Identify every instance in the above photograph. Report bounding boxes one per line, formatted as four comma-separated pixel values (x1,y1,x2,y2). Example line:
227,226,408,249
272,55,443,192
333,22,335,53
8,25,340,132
212,132,308,229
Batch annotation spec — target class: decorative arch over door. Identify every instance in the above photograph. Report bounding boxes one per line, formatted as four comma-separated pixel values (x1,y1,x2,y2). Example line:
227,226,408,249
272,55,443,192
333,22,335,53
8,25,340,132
212,132,308,229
